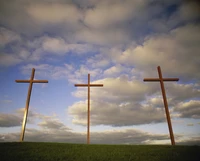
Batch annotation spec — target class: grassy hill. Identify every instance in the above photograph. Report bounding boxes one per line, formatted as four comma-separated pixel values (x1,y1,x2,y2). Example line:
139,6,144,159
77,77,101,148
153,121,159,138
0,142,199,161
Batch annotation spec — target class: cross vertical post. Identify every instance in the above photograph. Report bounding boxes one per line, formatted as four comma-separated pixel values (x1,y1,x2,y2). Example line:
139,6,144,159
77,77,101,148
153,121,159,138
74,73,103,144
15,68,48,142
88,74,90,144
143,66,179,145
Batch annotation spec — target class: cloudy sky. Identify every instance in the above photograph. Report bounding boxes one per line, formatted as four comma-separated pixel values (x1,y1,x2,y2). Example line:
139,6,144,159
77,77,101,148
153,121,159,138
0,0,200,145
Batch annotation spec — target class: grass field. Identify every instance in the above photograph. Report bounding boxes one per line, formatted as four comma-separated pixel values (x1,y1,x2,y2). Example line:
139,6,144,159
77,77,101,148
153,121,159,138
0,142,199,161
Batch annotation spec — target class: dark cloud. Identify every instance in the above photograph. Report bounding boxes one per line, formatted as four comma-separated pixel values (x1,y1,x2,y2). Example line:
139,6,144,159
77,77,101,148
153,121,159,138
173,100,200,119
0,128,169,144
90,129,169,145
1,127,196,145
176,136,200,145
68,100,166,126
1,0,199,68
38,119,71,130
117,24,200,82
69,75,200,126
0,114,21,127
0,108,58,127
0,0,188,45
166,83,200,102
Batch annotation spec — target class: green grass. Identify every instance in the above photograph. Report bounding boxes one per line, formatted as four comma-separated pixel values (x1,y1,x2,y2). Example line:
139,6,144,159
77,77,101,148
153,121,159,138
0,142,199,161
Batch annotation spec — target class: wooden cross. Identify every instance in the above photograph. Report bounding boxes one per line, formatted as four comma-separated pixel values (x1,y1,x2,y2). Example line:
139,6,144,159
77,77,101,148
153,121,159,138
15,68,48,142
74,73,103,144
143,66,179,145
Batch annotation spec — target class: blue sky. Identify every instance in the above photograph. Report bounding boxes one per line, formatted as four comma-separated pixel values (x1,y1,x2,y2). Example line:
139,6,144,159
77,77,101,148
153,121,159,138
0,0,200,145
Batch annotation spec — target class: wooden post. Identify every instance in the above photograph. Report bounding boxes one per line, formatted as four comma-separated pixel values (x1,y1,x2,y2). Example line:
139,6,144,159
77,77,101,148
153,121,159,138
143,66,179,145
15,68,48,142
74,74,103,144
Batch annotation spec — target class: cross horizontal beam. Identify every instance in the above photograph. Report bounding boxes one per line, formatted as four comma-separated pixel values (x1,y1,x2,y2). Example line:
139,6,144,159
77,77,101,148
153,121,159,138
75,84,103,87
15,80,48,83
143,78,179,82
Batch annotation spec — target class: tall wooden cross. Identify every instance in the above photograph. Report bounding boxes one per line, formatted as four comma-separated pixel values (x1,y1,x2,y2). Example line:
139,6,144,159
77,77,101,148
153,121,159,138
15,68,48,142
74,73,103,144
143,66,179,145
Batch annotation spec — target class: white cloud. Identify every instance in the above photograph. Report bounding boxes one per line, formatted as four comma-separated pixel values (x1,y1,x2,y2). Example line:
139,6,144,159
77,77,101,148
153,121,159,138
0,47,32,67
0,113,22,127
103,64,130,76
25,36,99,62
0,107,45,127
146,96,166,108
0,104,180,144
0,126,173,145
27,3,81,25
20,63,104,84
69,75,170,126
0,53,22,66
42,37,68,54
74,27,131,46
2,128,197,145
72,75,151,103
0,107,72,130
0,27,21,46
116,24,200,81
0,0,193,47
21,64,52,71
86,54,110,68
38,119,71,130
18,49,31,59
41,37,95,55
165,83,200,102
0,27,102,66
73,65,103,81
70,72,200,126
21,63,76,79
83,0,145,29
68,100,166,126
173,100,200,119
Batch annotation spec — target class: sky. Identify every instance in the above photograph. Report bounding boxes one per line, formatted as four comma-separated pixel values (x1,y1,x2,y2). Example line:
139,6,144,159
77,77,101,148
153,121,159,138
0,0,200,145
